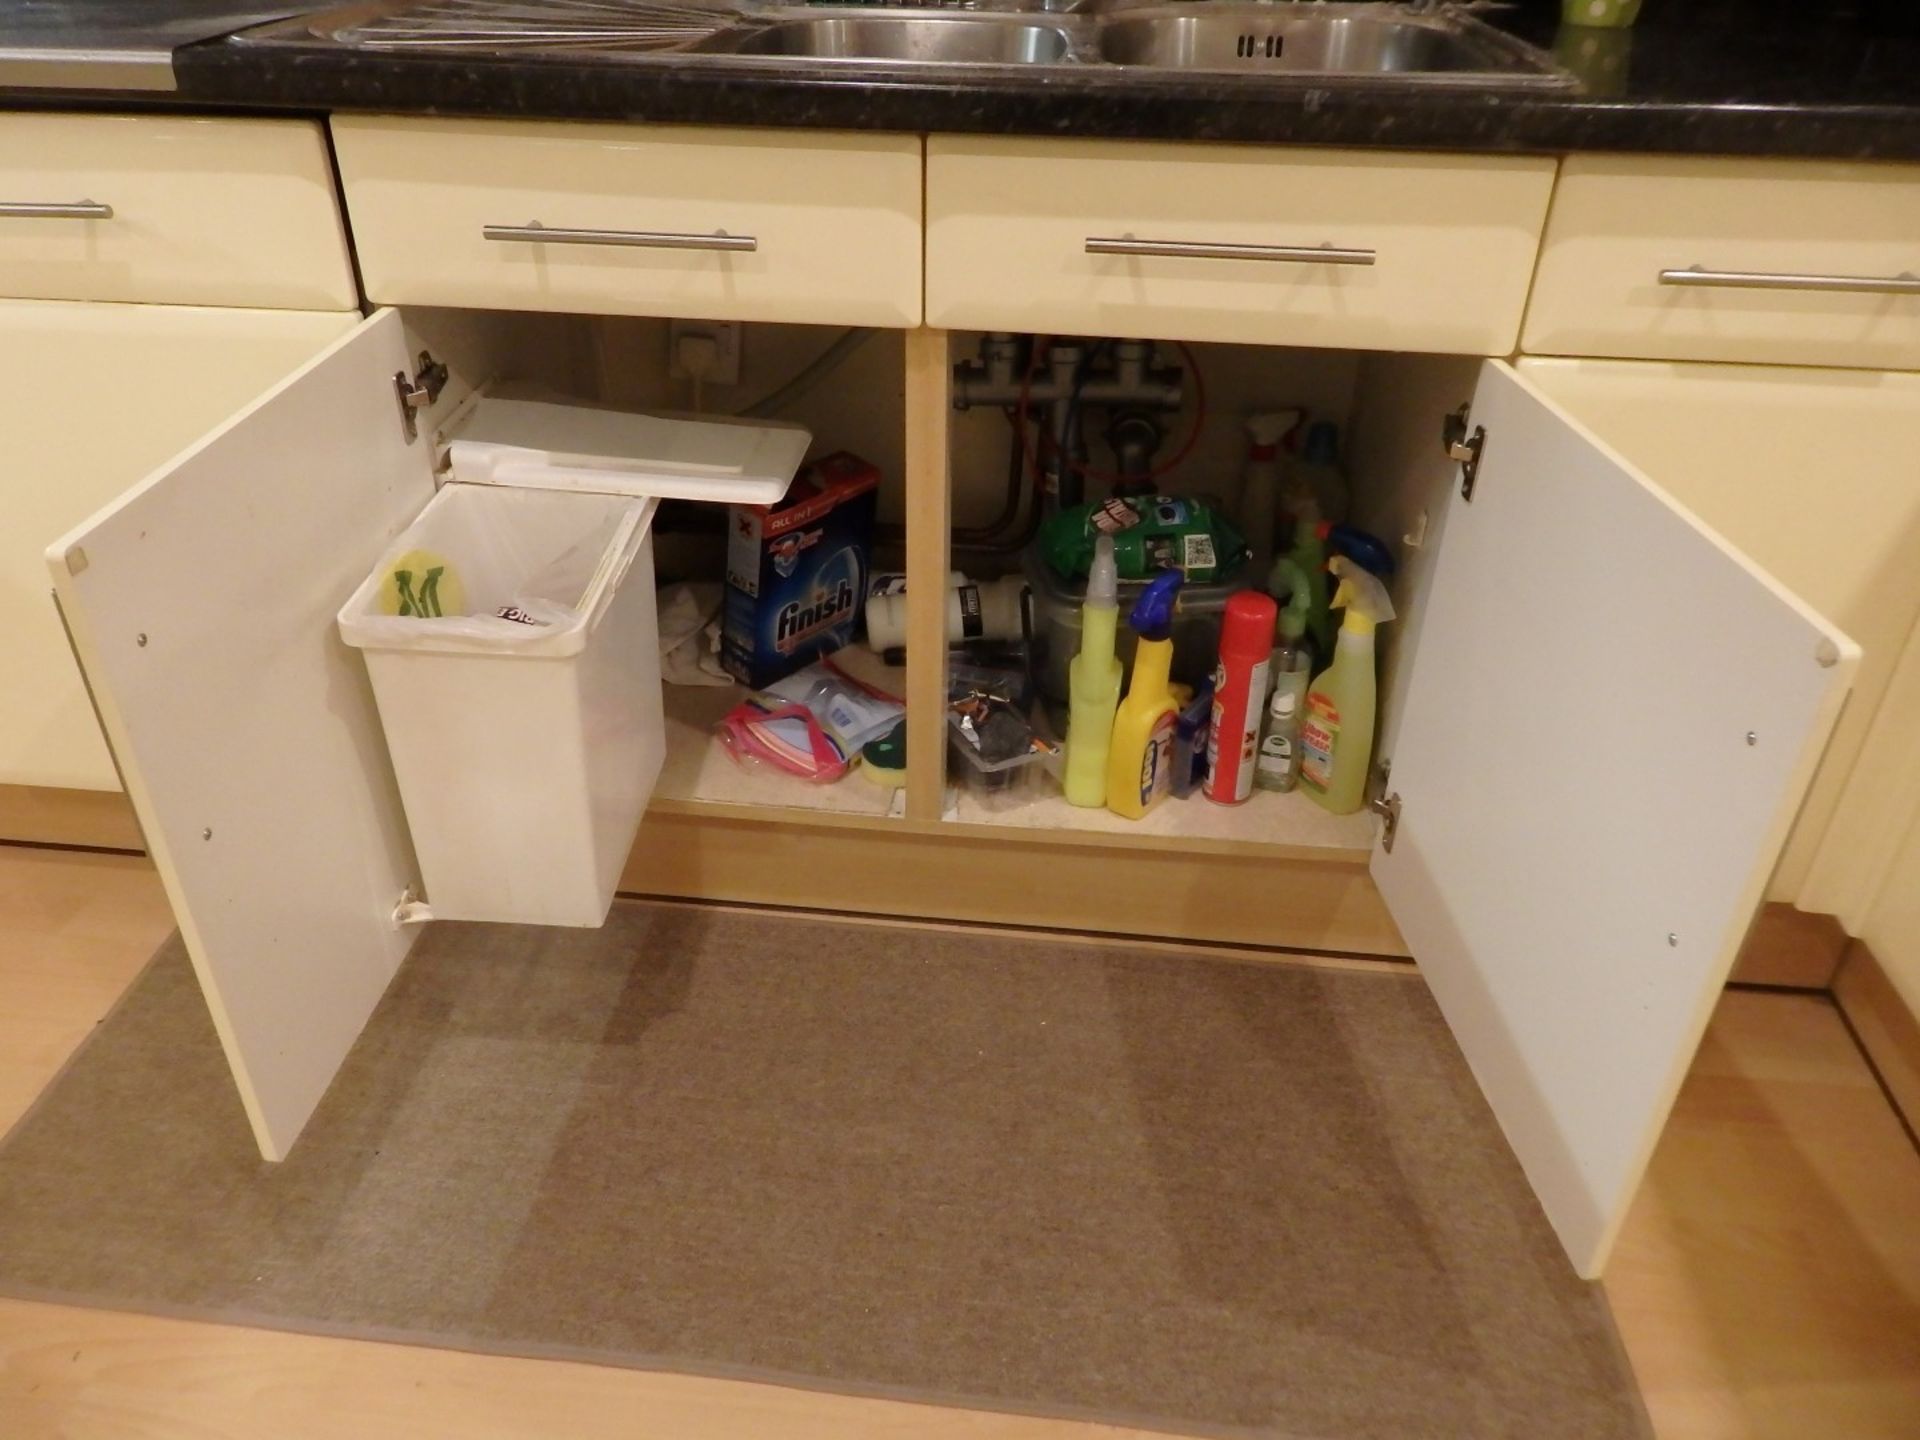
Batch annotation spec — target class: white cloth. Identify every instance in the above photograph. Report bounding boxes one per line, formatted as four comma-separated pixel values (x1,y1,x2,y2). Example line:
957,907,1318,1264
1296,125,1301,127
657,582,732,687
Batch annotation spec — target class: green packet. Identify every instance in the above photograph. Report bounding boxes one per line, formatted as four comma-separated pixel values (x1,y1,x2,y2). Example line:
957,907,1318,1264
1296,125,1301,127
1039,495,1246,584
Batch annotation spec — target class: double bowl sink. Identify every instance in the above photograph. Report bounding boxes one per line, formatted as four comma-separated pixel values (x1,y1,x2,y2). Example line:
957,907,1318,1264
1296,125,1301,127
251,0,1575,87
697,2,1563,83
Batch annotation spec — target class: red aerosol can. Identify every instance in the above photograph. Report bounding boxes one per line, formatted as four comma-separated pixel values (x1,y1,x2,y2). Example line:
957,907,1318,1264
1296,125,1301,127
1204,590,1279,805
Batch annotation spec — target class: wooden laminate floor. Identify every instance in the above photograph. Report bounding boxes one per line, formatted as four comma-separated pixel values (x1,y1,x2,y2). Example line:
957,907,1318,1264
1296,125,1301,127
0,846,1915,1440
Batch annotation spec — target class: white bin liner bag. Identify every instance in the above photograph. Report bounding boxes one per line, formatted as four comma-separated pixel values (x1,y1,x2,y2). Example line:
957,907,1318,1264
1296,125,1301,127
338,485,655,659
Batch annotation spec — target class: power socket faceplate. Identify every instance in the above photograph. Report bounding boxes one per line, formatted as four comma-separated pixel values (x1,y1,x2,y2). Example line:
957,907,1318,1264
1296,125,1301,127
668,320,742,386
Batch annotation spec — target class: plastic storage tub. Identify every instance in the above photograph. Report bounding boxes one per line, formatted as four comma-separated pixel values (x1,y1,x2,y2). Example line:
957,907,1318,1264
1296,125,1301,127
338,482,662,928
947,718,1059,811
1024,541,1247,708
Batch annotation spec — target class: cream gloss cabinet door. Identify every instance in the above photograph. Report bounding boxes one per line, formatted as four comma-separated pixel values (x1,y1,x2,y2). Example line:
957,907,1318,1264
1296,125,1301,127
1374,361,1857,1278
1523,156,1920,370
331,117,924,327
925,138,1556,353
1514,358,1920,921
47,311,445,1162
0,114,358,310
0,301,360,798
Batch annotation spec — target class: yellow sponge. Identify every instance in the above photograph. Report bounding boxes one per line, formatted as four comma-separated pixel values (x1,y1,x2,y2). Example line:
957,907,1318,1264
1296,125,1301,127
375,549,465,618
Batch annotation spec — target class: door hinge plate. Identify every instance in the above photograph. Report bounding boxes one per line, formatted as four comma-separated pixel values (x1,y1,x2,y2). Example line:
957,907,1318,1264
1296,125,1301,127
1443,403,1485,502
394,350,449,443
1369,788,1401,853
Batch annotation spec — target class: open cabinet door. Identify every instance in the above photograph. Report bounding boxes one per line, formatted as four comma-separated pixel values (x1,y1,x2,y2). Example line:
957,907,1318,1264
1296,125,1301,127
47,309,438,1161
1373,360,1858,1278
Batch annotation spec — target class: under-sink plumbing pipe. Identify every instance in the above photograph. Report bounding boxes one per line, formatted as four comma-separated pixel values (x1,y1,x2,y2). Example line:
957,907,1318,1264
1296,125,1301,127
952,333,1184,519
1105,409,1166,496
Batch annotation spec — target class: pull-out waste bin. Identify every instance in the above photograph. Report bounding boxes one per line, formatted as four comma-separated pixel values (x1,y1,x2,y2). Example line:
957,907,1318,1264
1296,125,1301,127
338,394,808,927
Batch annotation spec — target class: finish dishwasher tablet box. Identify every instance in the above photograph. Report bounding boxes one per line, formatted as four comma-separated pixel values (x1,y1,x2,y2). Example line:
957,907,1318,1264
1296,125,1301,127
722,451,879,688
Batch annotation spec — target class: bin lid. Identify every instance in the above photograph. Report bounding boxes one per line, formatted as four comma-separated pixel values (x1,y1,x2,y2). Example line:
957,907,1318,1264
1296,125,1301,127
444,395,808,505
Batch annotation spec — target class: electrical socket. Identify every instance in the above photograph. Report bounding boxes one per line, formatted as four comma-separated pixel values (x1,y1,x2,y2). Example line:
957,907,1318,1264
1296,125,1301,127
668,320,742,386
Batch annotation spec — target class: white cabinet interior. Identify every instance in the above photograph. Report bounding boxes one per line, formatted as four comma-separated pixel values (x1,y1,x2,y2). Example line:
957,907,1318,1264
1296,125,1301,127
1362,359,1854,1276
49,311,447,1158
47,299,1859,1278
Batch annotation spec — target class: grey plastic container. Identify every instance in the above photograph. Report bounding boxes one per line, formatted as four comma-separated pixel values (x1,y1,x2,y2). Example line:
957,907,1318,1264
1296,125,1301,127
1023,540,1246,708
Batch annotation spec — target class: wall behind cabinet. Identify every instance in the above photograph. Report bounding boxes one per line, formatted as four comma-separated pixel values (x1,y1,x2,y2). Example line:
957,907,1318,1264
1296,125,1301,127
588,318,1362,540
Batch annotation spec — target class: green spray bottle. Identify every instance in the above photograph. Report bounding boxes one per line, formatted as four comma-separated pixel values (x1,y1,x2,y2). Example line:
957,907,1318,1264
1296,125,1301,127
1299,557,1395,815
1279,485,1334,659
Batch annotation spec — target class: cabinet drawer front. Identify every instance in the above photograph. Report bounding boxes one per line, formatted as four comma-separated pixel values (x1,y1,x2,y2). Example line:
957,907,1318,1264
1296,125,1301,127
332,118,923,327
1524,157,1920,370
926,139,1555,353
0,115,356,310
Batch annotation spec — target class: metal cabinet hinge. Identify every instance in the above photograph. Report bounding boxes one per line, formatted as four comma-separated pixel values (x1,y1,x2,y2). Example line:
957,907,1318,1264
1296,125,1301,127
1368,761,1401,853
391,886,435,927
1370,790,1402,853
394,350,449,442
1442,403,1485,502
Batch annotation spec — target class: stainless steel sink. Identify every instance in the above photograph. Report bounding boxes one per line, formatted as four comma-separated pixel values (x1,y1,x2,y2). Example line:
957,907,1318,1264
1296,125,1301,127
235,0,1575,88
696,14,1075,64
1095,4,1551,78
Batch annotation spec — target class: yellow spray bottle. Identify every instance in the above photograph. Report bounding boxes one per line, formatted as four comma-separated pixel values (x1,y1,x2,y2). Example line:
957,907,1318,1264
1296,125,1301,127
1105,569,1184,819
1063,535,1123,807
1299,557,1395,815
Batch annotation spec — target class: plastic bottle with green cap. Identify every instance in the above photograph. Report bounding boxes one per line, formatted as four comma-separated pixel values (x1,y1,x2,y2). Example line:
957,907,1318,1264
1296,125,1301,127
1300,557,1395,815
1063,535,1122,808
1104,569,1184,820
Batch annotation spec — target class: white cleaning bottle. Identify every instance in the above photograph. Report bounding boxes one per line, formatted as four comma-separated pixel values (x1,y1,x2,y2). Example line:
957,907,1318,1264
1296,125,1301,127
1256,559,1315,794
1063,535,1123,808
1292,420,1351,527
1299,557,1395,815
1239,410,1301,587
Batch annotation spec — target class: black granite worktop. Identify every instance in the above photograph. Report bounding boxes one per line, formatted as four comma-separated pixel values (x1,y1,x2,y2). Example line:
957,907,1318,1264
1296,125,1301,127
16,0,1920,159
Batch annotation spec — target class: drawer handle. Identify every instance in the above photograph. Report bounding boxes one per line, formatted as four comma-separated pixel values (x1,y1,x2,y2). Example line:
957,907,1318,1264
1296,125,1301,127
0,200,113,220
482,222,757,253
1658,265,1920,296
1086,236,1376,266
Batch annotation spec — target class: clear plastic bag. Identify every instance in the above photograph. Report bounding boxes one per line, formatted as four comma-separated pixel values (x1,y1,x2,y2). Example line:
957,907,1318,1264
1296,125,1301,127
716,700,852,783
489,534,608,628
339,485,651,658
715,659,905,783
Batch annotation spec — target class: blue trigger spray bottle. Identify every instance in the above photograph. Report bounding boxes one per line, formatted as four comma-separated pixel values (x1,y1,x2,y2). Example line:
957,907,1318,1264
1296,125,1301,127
1104,569,1185,820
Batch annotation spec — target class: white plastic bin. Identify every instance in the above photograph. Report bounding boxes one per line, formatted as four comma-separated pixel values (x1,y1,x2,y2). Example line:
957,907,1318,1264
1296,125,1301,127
338,482,663,928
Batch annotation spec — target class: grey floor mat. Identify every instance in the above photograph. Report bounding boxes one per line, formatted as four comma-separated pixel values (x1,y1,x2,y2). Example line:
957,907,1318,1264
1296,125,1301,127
0,901,1649,1439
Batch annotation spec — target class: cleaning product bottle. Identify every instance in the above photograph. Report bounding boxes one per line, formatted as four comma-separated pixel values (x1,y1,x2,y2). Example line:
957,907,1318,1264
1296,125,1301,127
1170,681,1212,800
864,574,1027,653
1063,536,1123,808
1238,410,1302,587
1105,569,1184,820
1292,420,1351,527
1204,590,1278,806
1256,559,1315,793
1299,557,1395,815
